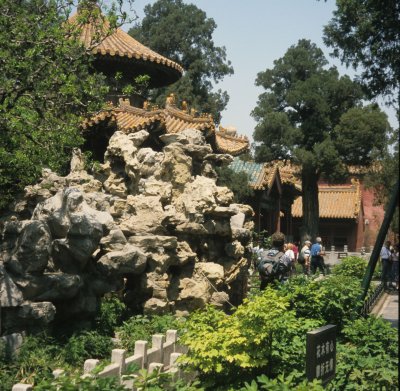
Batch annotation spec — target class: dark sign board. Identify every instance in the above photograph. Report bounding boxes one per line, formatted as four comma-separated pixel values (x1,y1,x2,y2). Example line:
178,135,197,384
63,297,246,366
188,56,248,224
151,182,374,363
306,324,337,385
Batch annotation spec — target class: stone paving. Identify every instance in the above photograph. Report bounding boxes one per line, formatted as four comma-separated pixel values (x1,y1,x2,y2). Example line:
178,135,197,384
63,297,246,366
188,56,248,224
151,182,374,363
374,290,399,329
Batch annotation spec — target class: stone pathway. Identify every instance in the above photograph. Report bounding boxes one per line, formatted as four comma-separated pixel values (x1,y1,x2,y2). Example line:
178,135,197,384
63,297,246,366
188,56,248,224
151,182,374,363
372,290,399,329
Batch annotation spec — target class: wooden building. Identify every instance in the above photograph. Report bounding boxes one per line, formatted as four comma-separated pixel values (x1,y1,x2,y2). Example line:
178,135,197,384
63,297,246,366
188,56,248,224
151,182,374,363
69,4,249,157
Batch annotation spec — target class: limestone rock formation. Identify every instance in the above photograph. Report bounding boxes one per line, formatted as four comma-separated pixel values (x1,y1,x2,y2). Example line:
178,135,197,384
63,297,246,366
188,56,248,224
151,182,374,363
0,128,253,336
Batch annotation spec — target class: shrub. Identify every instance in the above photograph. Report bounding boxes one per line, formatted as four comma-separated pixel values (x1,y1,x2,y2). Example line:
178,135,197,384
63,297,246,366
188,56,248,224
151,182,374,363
332,256,367,279
117,314,182,353
95,295,128,336
278,274,362,331
34,372,127,391
318,275,362,330
63,331,113,365
180,288,321,389
240,373,324,390
0,334,66,387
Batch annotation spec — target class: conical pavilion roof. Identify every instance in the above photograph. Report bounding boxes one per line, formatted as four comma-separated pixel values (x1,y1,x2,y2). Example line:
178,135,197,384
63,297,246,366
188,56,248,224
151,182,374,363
68,8,183,87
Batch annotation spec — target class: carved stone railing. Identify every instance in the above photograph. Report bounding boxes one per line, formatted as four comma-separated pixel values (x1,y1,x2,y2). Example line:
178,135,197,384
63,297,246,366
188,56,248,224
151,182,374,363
12,329,190,391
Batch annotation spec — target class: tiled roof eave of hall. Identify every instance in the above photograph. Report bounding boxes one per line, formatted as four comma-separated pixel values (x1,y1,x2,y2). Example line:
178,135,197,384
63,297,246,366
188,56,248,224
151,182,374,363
68,11,184,75
214,132,249,156
83,101,216,135
83,101,253,157
291,183,362,219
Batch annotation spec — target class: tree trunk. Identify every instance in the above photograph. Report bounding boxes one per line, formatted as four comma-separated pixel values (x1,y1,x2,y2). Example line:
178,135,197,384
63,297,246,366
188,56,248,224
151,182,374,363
301,168,319,242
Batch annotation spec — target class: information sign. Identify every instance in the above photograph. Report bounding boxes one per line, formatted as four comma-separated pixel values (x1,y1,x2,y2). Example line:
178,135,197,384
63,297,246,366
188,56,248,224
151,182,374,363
306,324,337,385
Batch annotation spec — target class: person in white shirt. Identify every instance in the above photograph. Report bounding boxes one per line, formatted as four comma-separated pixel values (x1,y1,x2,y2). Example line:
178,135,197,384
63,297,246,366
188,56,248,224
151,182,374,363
380,240,392,291
285,243,296,276
299,240,311,275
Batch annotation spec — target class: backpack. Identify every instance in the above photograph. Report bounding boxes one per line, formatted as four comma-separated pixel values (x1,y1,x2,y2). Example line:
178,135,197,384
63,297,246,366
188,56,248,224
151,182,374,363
257,250,287,280
297,251,305,264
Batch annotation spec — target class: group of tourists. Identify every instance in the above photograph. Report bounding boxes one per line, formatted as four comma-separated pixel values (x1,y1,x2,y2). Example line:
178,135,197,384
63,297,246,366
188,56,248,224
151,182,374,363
380,240,399,292
254,232,327,290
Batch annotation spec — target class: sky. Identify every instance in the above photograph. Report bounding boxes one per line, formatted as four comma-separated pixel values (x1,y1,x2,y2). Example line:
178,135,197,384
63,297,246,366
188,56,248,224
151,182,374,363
122,0,396,141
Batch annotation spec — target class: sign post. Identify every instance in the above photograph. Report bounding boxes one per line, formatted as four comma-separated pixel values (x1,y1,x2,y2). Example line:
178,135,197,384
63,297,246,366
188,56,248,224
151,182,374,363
306,324,337,385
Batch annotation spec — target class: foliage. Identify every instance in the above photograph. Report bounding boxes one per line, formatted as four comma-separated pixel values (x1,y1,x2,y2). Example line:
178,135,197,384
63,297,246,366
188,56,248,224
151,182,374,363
331,256,367,279
251,39,390,239
128,367,203,390
34,372,127,391
129,0,233,122
0,0,111,209
117,314,182,353
0,333,66,388
95,295,128,336
364,127,399,233
216,166,254,203
62,331,113,365
333,104,392,165
323,0,400,101
179,289,321,389
240,373,324,391
328,316,398,390
278,274,362,331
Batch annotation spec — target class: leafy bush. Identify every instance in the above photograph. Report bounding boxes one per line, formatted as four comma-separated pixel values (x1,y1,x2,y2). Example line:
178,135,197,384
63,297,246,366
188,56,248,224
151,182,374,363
278,274,362,331
240,373,324,390
95,295,128,336
318,275,362,330
180,288,321,389
117,314,182,353
63,331,113,365
0,334,66,388
34,372,127,391
332,256,367,279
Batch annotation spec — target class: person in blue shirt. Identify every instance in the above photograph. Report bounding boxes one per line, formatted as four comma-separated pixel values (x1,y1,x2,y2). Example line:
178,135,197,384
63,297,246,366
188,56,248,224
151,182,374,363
380,240,393,291
310,237,326,275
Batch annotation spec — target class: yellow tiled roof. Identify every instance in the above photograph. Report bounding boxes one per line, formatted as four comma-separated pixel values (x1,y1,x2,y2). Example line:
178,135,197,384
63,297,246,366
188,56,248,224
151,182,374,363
214,130,250,156
68,11,183,76
292,181,362,219
83,99,214,135
83,100,253,156
164,104,215,135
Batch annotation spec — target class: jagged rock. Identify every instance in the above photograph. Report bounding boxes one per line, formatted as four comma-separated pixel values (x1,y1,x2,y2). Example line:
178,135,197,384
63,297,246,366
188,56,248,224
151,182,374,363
17,302,56,324
4,220,52,275
103,173,128,197
137,148,164,178
204,153,234,166
230,212,245,230
100,228,127,252
12,273,83,301
0,333,24,359
178,278,212,310
119,195,166,235
195,262,224,287
128,235,178,251
145,272,169,300
143,297,171,315
0,263,24,306
156,144,192,191
97,244,147,275
1,121,254,329
225,240,245,260
210,291,230,309
139,178,172,202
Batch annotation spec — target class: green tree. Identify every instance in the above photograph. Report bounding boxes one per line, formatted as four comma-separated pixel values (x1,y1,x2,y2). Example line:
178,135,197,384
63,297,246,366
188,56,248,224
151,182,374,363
216,166,254,204
251,39,390,240
323,0,400,105
323,1,399,232
0,0,108,209
129,0,234,122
